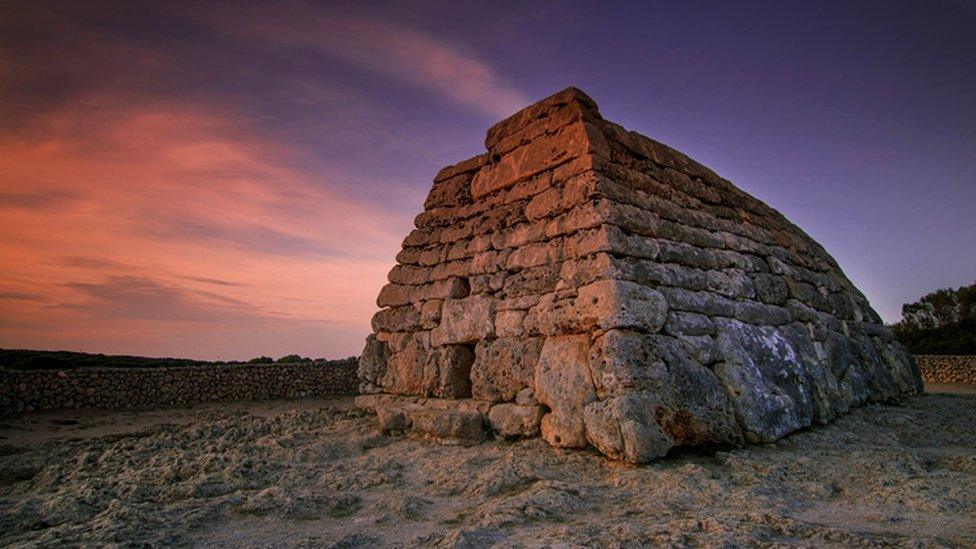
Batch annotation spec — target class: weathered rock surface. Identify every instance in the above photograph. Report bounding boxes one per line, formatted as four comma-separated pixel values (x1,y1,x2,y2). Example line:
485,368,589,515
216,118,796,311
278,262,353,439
3,394,974,546
488,403,544,438
358,87,923,462
355,394,488,444
535,334,597,448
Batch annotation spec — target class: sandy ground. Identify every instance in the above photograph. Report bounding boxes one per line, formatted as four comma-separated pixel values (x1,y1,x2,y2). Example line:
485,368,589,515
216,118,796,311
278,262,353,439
1,386,974,547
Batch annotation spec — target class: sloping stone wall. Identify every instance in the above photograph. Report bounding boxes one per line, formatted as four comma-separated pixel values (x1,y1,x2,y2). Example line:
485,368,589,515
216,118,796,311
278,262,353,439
916,355,976,384
0,359,358,415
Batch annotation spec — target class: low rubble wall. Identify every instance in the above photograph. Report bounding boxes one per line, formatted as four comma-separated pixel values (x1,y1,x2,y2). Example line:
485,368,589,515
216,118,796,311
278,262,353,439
0,359,358,415
915,355,976,385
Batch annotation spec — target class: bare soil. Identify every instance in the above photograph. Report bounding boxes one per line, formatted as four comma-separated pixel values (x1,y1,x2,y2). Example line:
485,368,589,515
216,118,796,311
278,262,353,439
1,387,974,547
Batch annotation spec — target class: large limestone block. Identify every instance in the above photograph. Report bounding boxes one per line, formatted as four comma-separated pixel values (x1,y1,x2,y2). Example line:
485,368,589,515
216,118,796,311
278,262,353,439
433,152,488,184
575,279,668,332
587,329,669,398
376,406,410,433
585,330,741,460
524,172,602,222
377,278,469,308
357,334,388,394
821,329,869,409
471,337,542,402
534,335,597,448
881,340,925,395
408,408,486,444
381,335,429,396
505,241,560,271
485,87,600,152
424,171,473,209
494,309,526,338
431,295,495,346
523,292,584,336
849,335,905,401
471,120,609,199
776,322,849,425
583,393,672,462
417,397,492,415
712,318,816,442
658,287,736,317
371,305,420,333
354,393,421,412
488,403,544,438
663,311,715,337
502,265,559,298
562,224,660,261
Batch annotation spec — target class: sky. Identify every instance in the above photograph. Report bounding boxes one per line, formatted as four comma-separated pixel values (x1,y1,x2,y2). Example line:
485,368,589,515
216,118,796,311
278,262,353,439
0,0,973,360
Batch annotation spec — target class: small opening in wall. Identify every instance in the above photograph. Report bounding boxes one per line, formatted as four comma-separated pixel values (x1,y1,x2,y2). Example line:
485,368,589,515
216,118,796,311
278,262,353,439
459,342,476,399
458,277,471,298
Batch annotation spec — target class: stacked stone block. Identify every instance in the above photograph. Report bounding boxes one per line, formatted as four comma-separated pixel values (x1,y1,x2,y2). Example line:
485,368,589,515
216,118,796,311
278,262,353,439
357,88,922,462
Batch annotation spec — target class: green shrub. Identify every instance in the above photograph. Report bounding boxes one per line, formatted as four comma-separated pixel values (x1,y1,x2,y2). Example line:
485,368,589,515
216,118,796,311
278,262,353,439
892,281,976,355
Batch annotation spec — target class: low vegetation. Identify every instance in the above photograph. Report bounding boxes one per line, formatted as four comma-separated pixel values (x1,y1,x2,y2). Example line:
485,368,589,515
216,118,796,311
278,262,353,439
0,349,343,370
892,280,976,354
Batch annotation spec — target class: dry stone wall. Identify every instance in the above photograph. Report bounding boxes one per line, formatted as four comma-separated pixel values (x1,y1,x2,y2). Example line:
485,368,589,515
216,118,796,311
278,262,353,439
0,359,357,415
358,87,922,462
915,355,976,384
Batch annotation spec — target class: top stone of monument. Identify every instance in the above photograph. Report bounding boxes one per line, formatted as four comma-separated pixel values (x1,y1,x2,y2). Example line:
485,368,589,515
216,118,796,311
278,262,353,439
484,87,601,150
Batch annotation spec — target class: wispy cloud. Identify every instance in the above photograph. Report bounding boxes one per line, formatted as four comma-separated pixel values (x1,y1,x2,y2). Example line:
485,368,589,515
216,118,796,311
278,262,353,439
0,1,526,359
58,256,132,271
0,91,400,358
0,291,42,301
58,275,262,322
0,190,79,210
205,3,529,118
177,275,247,287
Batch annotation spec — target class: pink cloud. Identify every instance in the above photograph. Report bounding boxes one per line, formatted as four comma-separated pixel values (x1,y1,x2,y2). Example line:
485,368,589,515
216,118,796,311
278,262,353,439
0,3,530,359
0,94,406,359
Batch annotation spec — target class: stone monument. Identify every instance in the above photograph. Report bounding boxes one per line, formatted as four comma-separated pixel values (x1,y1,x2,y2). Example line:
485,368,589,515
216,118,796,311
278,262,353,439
356,87,922,462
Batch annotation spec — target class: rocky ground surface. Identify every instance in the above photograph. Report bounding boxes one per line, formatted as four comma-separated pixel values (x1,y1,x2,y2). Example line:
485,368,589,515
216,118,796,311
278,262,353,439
1,388,974,547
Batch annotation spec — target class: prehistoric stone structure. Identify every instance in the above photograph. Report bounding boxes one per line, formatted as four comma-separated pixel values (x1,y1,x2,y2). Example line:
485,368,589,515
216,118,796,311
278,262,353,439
357,87,923,462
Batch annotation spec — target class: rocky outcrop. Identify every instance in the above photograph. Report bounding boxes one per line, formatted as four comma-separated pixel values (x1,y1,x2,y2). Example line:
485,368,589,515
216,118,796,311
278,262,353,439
1,359,358,415
359,87,923,462
915,355,976,384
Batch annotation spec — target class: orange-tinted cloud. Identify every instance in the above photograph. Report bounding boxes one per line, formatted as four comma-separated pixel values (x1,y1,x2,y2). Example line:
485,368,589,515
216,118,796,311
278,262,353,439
0,1,535,360
0,94,409,359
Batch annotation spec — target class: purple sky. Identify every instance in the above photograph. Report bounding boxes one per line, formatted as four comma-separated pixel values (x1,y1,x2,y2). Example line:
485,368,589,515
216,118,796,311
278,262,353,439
1,0,973,359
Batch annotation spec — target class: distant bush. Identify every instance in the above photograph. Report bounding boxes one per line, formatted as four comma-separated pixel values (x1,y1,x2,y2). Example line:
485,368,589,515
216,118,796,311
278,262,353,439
0,349,349,370
892,281,976,355
276,354,309,363
0,349,210,370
